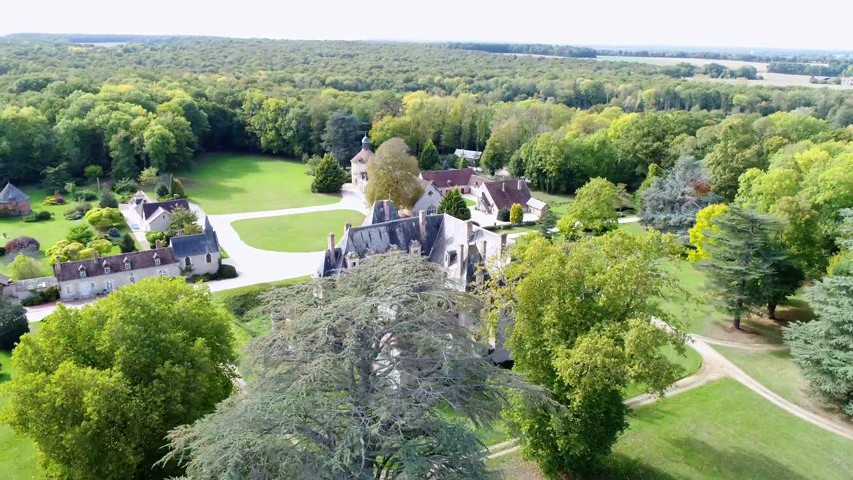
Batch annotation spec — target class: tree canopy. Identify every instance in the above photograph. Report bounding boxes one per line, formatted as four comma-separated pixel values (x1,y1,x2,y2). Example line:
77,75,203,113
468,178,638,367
365,137,423,208
437,188,471,220
557,177,620,237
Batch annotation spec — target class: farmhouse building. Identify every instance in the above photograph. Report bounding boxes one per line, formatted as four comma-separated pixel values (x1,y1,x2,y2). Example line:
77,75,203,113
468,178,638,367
410,179,444,215
350,135,373,192
453,148,482,166
419,168,489,195
56,247,180,301
318,200,505,291
170,217,221,276
132,193,191,232
0,183,31,216
478,179,548,219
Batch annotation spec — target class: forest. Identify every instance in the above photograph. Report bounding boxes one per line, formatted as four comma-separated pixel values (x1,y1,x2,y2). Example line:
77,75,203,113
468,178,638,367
1,36,852,189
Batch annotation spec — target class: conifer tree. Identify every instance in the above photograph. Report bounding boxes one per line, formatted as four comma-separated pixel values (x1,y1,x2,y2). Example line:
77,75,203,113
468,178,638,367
418,138,440,170
311,153,347,193
437,188,471,220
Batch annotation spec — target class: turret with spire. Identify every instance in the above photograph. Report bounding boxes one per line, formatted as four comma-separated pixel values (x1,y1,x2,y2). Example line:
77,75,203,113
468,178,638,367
361,134,371,152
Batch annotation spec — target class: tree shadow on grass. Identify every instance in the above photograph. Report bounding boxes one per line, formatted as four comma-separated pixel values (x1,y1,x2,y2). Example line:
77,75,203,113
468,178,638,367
588,453,677,479
667,437,808,480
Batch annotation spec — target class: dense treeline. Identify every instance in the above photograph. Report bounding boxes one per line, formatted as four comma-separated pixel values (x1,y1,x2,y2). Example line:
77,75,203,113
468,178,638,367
599,47,853,64
769,61,852,77
1,37,852,186
659,62,757,80
447,42,596,58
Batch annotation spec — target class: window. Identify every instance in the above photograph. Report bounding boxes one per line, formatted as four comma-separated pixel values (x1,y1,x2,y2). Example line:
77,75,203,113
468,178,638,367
427,206,436,215
154,257,160,266
205,253,212,263
79,270,87,279
124,261,131,270
129,274,136,284
159,269,167,277
185,257,191,267
65,286,72,293
104,265,111,274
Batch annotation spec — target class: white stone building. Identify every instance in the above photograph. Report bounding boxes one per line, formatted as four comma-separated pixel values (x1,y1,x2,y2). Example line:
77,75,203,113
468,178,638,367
169,217,221,276
350,135,373,192
56,247,180,301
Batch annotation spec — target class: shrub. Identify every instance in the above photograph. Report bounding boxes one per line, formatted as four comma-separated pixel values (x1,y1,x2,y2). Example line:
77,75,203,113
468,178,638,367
73,190,98,201
509,203,524,224
5,236,40,254
155,182,169,198
170,177,185,198
119,233,137,253
0,300,28,349
145,231,169,248
66,224,95,244
112,178,138,194
107,227,120,238
42,195,63,206
311,154,347,193
23,210,53,223
216,263,238,279
84,208,123,229
99,191,118,208
8,254,43,280
497,208,511,222
64,202,92,220
20,286,60,307
89,239,114,255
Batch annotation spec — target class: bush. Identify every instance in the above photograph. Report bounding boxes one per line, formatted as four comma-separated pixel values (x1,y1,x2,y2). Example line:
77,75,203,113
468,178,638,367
99,191,118,208
88,239,114,255
73,190,98,201
85,207,123,229
509,203,524,224
0,247,6,256
107,227,120,238
497,208,511,222
66,224,95,244
0,300,28,349
64,202,92,220
145,231,169,248
112,178,138,194
155,183,169,198
23,210,53,222
20,286,60,307
311,154,347,193
83,164,103,182
42,194,64,206
5,236,40,254
216,264,238,279
8,254,43,281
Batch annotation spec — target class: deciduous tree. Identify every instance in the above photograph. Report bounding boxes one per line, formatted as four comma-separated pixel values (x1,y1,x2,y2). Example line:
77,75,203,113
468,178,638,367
1,278,235,480
365,137,423,208
321,110,362,167
557,177,620,237
167,206,201,237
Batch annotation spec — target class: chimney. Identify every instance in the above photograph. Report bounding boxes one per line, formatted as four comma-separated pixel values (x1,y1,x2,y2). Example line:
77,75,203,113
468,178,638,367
54,258,61,275
466,220,473,241
517,179,523,190
458,243,466,275
155,239,164,249
481,239,488,259
501,182,506,192
345,221,352,232
500,233,507,253
173,194,179,200
327,232,336,265
418,210,427,239
383,200,390,220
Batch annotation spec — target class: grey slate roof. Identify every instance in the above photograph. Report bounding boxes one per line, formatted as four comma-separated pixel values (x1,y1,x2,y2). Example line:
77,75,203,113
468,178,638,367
0,183,29,202
55,247,177,282
171,217,220,258
141,199,190,220
363,200,401,226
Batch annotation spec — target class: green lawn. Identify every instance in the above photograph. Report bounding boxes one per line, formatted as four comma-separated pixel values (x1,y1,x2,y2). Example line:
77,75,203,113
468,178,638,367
491,378,853,480
232,210,365,252
0,349,40,480
178,153,340,214
617,220,646,236
531,190,573,218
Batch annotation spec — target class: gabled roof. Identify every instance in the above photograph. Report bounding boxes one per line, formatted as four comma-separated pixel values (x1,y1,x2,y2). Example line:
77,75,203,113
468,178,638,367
420,168,475,188
55,247,177,282
482,179,533,211
363,200,400,226
171,217,220,258
0,183,28,202
141,199,190,220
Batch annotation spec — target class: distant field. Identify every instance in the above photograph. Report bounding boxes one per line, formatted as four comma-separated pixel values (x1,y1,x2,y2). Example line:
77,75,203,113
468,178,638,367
179,154,340,215
595,55,851,89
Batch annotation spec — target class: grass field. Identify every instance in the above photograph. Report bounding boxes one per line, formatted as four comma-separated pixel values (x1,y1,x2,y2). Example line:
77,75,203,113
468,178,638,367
232,210,365,252
531,190,573,218
178,154,340,214
490,378,853,479
0,349,40,480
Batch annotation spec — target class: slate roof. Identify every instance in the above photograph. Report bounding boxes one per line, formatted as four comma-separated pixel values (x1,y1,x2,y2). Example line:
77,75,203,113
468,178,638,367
351,136,374,165
363,200,401,226
420,168,475,188
483,179,533,211
0,183,29,202
141,199,190,220
171,217,220,258
55,247,177,282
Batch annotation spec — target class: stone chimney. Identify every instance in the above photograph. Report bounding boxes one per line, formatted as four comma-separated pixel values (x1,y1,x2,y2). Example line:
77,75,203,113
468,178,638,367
418,210,427,239
500,233,507,253
345,221,352,232
155,239,164,249
327,233,336,265
481,239,488,259
54,258,61,275
383,200,390,220
517,179,523,190
466,220,473,241
458,243,466,275
501,181,506,192
174,194,179,200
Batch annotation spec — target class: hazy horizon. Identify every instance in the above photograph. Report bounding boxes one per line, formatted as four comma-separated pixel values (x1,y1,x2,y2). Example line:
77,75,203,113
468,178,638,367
2,0,852,52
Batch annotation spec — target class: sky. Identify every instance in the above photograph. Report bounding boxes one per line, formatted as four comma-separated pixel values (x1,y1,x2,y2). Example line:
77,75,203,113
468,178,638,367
2,0,852,52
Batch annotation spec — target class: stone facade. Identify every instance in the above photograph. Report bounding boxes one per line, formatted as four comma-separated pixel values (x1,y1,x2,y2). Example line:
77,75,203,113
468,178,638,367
350,135,373,192
56,248,180,301
0,183,31,216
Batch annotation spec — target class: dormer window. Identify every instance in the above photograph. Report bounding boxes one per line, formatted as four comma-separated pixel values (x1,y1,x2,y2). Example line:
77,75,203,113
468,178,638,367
153,253,160,266
103,263,111,274
78,266,87,279
123,257,131,270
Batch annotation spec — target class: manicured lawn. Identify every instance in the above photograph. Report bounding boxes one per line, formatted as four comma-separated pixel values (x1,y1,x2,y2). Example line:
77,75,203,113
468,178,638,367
178,153,340,214
0,349,40,480
232,210,365,252
617,221,646,236
464,198,475,207
490,378,853,479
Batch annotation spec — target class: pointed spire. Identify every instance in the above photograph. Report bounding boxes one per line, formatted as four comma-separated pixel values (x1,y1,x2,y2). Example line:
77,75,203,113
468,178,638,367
362,133,371,151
